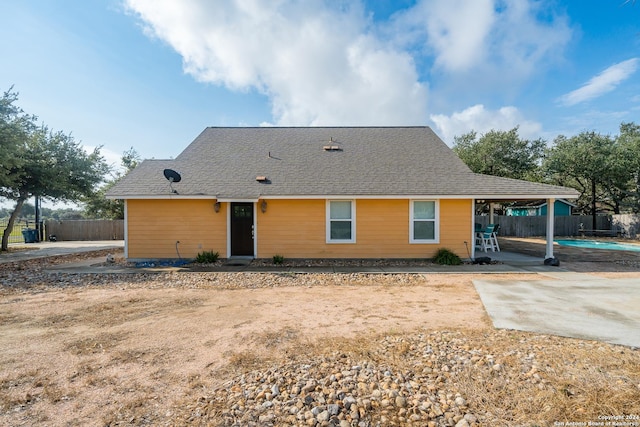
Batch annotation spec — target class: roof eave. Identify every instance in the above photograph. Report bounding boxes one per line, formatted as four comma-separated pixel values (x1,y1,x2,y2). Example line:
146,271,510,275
105,194,217,200
107,192,579,200
470,193,580,200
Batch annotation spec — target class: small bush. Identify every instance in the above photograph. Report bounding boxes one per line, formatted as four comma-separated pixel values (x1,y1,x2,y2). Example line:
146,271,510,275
272,254,285,265
195,250,219,263
433,248,462,265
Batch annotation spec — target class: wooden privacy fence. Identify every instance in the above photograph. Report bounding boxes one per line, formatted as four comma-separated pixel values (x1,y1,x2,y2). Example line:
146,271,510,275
44,220,124,241
612,214,640,238
475,215,613,237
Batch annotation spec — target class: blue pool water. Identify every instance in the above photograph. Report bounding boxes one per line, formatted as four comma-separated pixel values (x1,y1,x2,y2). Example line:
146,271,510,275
555,239,640,252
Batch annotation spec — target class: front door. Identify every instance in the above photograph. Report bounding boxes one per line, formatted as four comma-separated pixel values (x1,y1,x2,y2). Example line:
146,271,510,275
230,202,254,256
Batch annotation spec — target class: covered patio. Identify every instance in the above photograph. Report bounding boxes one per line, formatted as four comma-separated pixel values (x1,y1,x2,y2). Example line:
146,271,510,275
472,197,567,263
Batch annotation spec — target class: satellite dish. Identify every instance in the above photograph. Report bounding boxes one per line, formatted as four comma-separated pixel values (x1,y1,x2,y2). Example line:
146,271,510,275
163,169,182,183
163,169,181,194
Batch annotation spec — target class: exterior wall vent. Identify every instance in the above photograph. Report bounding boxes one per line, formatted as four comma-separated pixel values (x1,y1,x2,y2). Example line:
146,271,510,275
323,137,342,152
323,145,342,151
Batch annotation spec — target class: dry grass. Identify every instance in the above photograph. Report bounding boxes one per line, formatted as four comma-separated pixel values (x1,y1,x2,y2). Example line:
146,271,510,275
0,368,43,411
226,350,266,371
64,332,127,356
250,326,300,348
450,330,640,425
0,368,76,414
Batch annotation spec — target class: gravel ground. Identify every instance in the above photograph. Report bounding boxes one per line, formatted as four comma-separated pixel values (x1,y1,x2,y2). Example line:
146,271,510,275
188,331,511,427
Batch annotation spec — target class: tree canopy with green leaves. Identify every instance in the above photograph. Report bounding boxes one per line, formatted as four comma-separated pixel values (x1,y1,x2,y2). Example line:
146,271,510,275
1,88,109,251
543,131,620,229
452,127,545,181
453,123,640,221
83,147,141,219
0,88,35,190
615,122,640,213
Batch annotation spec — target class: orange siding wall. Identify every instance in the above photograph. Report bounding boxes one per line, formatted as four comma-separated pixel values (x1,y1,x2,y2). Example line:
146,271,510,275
439,199,473,255
257,199,471,259
257,199,325,258
126,199,226,259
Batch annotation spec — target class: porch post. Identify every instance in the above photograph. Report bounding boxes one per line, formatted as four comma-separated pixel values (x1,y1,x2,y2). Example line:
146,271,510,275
123,199,129,259
545,198,555,259
489,203,495,224
470,199,476,260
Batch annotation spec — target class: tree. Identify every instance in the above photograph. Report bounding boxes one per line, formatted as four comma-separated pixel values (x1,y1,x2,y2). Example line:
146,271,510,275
18,202,36,218
453,127,545,181
0,87,35,190
83,147,140,219
1,90,109,251
543,131,620,229
51,208,86,220
616,122,640,212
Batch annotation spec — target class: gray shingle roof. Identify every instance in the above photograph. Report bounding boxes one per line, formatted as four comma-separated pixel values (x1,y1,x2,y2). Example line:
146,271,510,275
106,127,579,200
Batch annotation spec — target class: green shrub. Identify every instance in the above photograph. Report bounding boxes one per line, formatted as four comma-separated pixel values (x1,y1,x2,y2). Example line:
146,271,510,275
433,248,462,265
195,250,219,263
272,254,285,265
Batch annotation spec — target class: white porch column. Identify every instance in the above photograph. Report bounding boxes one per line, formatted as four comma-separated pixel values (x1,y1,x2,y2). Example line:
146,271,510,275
123,199,128,259
545,198,555,259
470,199,476,260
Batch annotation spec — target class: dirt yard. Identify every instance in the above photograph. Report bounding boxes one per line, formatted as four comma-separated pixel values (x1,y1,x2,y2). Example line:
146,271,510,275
1,244,639,426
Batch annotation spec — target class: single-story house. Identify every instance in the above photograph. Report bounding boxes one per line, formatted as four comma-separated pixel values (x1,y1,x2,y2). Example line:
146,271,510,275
506,199,576,216
106,127,579,261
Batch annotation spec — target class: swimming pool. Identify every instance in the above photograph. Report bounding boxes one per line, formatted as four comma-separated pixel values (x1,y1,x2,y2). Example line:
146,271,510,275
555,239,640,252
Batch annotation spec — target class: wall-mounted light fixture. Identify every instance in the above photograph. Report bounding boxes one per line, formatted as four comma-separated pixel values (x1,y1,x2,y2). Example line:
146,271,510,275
261,200,267,213
214,201,221,213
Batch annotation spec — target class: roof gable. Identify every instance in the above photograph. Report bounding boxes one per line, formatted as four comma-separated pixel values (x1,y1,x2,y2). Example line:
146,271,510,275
107,126,579,200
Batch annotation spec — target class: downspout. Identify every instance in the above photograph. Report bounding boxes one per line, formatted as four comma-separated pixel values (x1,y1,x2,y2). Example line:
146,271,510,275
545,198,555,259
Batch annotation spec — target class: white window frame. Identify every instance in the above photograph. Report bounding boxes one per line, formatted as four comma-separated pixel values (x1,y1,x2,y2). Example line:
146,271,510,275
409,200,439,243
326,200,356,243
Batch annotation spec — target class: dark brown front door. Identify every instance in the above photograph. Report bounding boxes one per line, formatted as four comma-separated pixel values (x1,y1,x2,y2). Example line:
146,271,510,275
230,202,254,256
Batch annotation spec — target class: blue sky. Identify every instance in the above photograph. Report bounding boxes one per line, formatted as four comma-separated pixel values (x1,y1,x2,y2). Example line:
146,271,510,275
1,0,639,172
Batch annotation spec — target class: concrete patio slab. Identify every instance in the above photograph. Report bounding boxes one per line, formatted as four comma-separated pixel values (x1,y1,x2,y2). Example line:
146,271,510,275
2,241,124,263
286,267,345,273
474,277,640,348
523,269,602,281
485,250,544,265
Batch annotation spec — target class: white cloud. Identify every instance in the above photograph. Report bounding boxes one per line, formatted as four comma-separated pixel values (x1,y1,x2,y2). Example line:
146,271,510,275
430,104,542,144
491,1,572,78
558,58,639,106
399,0,495,71
125,0,428,126
393,0,572,78
123,0,573,130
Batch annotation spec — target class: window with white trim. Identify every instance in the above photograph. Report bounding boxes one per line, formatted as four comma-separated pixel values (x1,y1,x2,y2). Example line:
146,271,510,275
410,200,438,243
327,200,355,243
